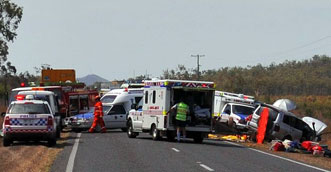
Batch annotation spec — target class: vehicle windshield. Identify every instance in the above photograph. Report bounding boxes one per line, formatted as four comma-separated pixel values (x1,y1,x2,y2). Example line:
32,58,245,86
101,95,117,103
8,103,51,114
232,105,254,115
103,106,112,113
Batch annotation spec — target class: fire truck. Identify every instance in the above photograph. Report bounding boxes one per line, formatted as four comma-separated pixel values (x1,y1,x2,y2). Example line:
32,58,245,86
127,79,215,143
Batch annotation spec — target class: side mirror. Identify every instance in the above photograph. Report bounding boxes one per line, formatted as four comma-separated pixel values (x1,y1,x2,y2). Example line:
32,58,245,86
1,112,6,117
131,104,136,110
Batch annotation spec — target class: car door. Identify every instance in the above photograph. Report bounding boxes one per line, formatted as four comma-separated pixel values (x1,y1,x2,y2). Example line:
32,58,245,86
220,104,231,122
104,104,127,129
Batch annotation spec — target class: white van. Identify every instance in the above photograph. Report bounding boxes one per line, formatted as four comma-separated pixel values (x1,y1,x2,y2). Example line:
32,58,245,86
67,88,143,131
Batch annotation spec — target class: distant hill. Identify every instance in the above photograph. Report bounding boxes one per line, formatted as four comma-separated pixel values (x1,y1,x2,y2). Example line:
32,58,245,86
77,74,109,86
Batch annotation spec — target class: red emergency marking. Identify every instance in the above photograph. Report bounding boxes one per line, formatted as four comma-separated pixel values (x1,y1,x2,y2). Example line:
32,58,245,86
143,110,163,115
148,106,160,110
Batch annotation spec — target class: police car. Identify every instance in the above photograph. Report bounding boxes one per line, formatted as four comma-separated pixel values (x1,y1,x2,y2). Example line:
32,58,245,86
2,95,57,147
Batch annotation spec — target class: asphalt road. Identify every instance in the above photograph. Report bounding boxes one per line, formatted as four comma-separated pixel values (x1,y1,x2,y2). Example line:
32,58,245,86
52,130,327,172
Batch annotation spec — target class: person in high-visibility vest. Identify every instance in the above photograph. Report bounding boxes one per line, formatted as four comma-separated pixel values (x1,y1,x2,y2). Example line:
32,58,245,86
89,95,106,133
171,100,189,142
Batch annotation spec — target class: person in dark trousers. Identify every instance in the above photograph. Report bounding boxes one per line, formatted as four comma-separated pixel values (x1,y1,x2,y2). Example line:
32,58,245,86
89,95,106,133
170,99,189,142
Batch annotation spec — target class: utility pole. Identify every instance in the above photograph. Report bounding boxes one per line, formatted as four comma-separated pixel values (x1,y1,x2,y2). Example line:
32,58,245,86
191,54,205,80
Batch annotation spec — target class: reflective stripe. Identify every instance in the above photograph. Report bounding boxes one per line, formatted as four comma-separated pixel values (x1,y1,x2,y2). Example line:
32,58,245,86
176,102,188,121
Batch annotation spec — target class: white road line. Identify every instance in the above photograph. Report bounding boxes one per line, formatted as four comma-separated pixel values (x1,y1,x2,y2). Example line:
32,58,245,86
199,164,215,171
66,133,81,172
247,148,329,172
223,141,328,172
172,148,180,152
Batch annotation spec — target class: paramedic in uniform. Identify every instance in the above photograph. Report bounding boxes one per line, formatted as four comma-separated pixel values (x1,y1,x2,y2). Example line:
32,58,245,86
170,99,189,142
89,95,106,133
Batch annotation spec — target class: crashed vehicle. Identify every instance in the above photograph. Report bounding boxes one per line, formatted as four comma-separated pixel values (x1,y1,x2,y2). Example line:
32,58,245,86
66,88,143,132
247,103,327,142
66,105,109,132
213,91,255,130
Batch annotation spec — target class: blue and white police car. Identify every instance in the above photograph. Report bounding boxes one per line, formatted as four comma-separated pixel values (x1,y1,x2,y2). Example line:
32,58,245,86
2,95,57,147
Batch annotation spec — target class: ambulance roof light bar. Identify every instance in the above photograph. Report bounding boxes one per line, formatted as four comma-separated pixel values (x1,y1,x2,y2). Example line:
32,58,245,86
219,91,254,104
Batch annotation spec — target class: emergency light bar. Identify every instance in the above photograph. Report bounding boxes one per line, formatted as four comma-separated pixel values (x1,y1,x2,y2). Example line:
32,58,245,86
144,80,215,89
217,91,254,104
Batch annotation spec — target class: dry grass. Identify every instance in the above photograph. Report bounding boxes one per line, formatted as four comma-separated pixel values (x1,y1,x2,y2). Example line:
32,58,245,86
0,132,69,172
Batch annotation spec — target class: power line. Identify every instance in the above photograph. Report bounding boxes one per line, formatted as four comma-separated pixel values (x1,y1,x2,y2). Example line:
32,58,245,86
267,35,331,57
191,54,205,80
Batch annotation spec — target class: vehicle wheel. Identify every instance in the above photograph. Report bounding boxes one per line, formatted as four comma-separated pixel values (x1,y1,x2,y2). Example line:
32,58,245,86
121,128,127,132
166,131,176,142
127,121,137,138
72,128,82,133
228,117,234,128
56,127,61,138
47,137,57,147
3,136,12,147
283,135,292,141
151,125,160,141
193,134,204,143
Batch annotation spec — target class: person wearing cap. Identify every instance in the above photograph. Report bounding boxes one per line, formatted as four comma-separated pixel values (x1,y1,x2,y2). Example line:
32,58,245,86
89,95,106,133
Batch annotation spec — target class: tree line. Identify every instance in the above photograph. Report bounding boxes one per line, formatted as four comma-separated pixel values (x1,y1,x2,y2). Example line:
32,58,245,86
162,55,331,96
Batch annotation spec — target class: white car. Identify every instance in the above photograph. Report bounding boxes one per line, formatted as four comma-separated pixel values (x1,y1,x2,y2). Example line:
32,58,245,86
2,99,57,147
219,103,255,129
67,104,127,132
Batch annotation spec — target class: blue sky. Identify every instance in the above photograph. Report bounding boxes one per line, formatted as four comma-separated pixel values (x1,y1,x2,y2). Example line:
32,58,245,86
9,0,331,80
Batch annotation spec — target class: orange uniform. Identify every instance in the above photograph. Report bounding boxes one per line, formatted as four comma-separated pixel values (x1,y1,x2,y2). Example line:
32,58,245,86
89,101,106,133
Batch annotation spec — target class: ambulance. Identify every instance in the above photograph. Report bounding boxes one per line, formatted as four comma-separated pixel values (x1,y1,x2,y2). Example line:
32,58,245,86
213,91,255,130
127,79,215,143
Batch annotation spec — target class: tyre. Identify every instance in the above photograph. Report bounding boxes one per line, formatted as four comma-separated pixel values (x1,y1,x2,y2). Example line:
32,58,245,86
3,136,12,147
228,117,234,128
282,135,292,141
48,136,57,147
151,125,160,141
56,127,61,138
121,128,128,132
72,128,82,133
127,121,137,138
193,134,204,143
166,131,176,142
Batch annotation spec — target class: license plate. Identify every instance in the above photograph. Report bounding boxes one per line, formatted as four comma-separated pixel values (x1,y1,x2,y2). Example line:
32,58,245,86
23,119,33,125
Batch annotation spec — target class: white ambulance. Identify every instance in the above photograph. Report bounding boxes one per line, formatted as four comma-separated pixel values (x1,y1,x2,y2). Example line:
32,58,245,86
213,91,255,129
127,79,215,143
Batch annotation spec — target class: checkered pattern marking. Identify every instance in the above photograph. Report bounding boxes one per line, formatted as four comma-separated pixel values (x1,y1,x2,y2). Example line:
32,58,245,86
35,118,47,126
9,118,47,126
10,118,23,126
